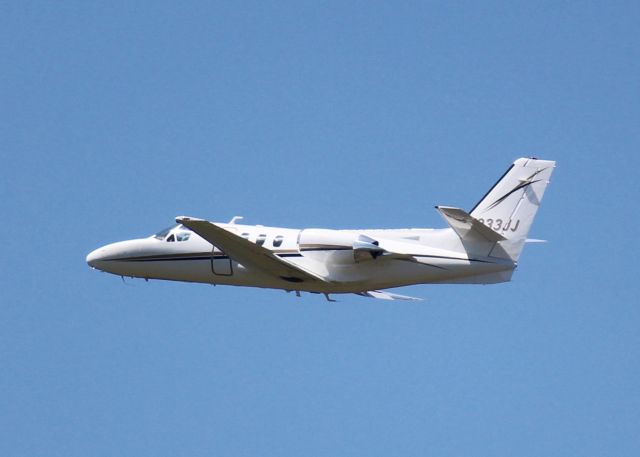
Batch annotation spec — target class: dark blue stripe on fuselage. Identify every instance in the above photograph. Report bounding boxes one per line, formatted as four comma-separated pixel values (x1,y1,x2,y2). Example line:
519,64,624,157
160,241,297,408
107,250,497,265
112,256,214,262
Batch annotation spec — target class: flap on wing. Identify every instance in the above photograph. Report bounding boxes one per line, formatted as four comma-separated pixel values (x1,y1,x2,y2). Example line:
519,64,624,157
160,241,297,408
176,216,328,283
436,206,506,243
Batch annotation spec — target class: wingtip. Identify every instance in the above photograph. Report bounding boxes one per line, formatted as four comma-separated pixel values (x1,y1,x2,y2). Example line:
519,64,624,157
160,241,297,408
176,216,205,224
359,290,423,301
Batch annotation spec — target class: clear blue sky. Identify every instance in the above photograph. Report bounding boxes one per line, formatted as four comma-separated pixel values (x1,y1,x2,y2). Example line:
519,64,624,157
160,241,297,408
2,1,639,455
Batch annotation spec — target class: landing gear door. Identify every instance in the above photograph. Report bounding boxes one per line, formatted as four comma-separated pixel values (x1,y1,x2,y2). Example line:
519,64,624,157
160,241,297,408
211,227,234,276
211,246,233,276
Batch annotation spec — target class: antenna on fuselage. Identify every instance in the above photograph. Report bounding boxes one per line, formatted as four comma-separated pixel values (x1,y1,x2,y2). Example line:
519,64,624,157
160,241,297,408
228,216,244,224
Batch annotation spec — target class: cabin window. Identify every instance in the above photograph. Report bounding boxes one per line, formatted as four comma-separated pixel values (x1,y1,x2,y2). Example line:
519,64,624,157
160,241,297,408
166,234,175,242
256,234,267,246
176,232,190,242
273,235,284,247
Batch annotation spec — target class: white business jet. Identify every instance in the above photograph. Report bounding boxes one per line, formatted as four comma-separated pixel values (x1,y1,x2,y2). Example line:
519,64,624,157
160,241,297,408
86,158,555,301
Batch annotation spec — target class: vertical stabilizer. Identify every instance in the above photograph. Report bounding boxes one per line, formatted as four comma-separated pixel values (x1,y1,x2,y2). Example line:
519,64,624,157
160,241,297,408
470,158,555,261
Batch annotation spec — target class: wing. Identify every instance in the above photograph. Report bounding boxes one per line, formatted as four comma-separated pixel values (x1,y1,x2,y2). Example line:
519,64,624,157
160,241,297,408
176,216,328,284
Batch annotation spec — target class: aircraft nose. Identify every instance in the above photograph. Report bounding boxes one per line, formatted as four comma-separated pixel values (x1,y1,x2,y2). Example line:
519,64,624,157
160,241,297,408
86,247,107,268
86,239,155,274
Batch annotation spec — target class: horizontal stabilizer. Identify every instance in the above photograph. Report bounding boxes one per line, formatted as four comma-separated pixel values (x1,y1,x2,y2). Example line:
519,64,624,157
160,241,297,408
436,206,506,243
357,290,423,301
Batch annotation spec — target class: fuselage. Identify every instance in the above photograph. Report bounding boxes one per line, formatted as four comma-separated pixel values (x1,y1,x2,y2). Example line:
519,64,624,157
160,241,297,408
86,222,515,294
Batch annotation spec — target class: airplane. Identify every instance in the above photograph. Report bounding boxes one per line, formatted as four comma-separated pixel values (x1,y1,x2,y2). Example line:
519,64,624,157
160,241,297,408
86,157,555,301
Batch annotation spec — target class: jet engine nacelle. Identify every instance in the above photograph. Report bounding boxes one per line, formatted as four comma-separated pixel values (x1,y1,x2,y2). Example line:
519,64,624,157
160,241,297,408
352,234,386,262
298,229,384,264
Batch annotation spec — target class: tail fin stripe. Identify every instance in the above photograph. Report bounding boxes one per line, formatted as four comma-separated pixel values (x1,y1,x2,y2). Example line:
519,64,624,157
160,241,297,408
487,179,542,210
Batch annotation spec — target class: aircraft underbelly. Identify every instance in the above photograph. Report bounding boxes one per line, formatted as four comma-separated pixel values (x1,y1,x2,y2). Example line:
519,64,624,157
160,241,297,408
312,257,513,292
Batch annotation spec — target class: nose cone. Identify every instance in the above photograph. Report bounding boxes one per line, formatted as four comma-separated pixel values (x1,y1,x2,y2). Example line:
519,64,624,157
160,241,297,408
86,247,106,268
85,240,131,271
86,239,158,276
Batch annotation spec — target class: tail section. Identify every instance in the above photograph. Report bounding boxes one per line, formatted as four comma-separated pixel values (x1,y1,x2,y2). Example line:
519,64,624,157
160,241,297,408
470,157,555,261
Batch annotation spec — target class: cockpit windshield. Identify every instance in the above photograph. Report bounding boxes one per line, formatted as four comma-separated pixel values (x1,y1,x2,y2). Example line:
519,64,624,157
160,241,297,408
152,224,192,241
153,226,174,240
